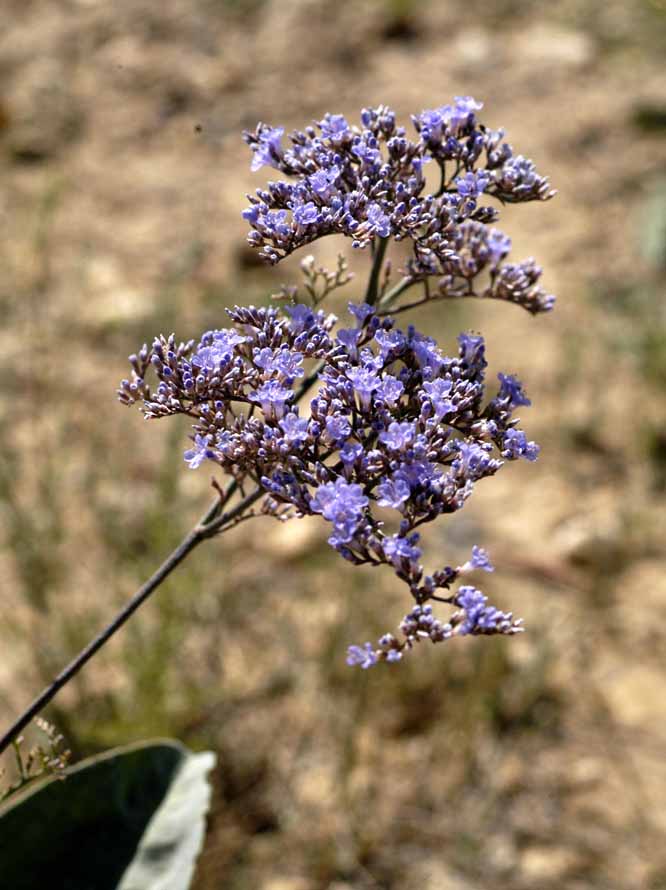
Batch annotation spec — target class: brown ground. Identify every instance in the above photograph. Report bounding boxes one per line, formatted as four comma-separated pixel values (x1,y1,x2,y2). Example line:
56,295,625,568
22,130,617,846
1,1,666,888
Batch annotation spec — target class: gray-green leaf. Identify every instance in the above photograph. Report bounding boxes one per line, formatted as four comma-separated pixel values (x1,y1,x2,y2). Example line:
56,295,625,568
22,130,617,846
0,738,215,890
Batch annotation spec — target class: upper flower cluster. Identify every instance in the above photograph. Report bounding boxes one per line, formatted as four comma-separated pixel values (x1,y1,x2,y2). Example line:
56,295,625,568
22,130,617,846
242,99,554,314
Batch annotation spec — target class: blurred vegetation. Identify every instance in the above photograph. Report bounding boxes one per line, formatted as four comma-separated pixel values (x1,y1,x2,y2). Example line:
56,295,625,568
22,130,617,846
0,0,665,888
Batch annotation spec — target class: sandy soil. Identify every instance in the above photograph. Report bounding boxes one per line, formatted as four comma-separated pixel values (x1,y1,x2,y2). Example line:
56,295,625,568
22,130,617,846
1,1,665,888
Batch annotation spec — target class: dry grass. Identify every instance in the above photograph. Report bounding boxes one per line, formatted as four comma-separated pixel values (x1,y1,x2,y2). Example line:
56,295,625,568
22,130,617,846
1,1,666,887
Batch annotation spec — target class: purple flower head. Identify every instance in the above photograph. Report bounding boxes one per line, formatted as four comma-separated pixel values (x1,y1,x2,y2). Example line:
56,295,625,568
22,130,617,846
340,441,363,467
422,378,454,419
352,139,381,167
293,201,320,227
375,328,406,358
183,434,215,469
346,366,381,410
309,166,340,197
487,228,512,265
250,380,293,421
382,533,422,568
447,96,483,132
409,330,443,374
502,428,540,461
455,171,490,199
310,478,368,543
194,328,247,370
325,413,352,445
455,586,522,635
379,421,416,452
255,346,304,380
497,372,531,407
460,545,495,574
279,412,310,445
376,374,404,407
457,332,486,374
366,203,391,238
337,328,361,356
376,476,411,510
249,125,284,172
395,460,441,490
418,108,444,138
286,303,317,334
453,441,496,481
346,642,378,669
320,113,350,139
348,302,374,327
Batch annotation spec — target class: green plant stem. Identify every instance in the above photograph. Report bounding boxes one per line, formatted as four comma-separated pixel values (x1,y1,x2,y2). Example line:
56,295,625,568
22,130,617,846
0,485,258,758
378,275,416,310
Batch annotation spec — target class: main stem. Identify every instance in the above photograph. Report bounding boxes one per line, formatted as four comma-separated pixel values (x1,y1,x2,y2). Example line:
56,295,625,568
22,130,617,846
0,486,260,757
364,237,389,307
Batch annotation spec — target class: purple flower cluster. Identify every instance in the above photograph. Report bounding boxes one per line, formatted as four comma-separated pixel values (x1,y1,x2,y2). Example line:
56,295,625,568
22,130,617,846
242,100,555,315
120,299,537,662
119,98,554,669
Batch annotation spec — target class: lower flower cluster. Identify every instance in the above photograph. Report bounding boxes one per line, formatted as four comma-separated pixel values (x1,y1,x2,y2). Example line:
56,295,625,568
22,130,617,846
120,297,537,665
347,587,524,670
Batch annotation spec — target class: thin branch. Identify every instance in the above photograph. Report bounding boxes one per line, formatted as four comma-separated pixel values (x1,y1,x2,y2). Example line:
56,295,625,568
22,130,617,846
376,275,417,311
0,484,258,757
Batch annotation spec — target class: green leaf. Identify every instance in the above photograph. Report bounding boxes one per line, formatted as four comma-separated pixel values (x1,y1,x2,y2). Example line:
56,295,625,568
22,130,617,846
0,738,215,890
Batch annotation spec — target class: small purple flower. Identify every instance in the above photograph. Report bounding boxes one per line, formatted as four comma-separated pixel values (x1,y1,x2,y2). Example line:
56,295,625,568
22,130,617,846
340,441,363,467
453,441,495,480
394,459,441,490
348,302,374,326
337,328,361,357
320,113,350,139
184,434,214,469
457,332,486,373
382,533,422,568
249,126,284,172
460,545,494,574
497,373,531,407
366,203,391,238
448,96,483,131
410,331,443,373
455,586,521,635
309,166,340,197
194,328,247,370
375,328,405,358
376,374,404,406
286,303,317,333
423,378,454,419
455,171,491,199
293,201,320,227
346,366,381,410
501,428,539,461
250,381,293,420
325,413,352,444
352,140,381,167
346,642,378,669
279,412,310,445
376,476,411,509
310,478,368,543
487,228,512,265
379,421,416,452
254,346,304,380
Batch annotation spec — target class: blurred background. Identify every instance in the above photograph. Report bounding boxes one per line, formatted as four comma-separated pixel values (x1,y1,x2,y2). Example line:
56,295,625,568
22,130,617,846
1,0,665,887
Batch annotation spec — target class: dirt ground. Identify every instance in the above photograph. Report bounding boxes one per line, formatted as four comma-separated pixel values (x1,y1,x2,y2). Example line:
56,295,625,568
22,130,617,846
1,1,665,888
